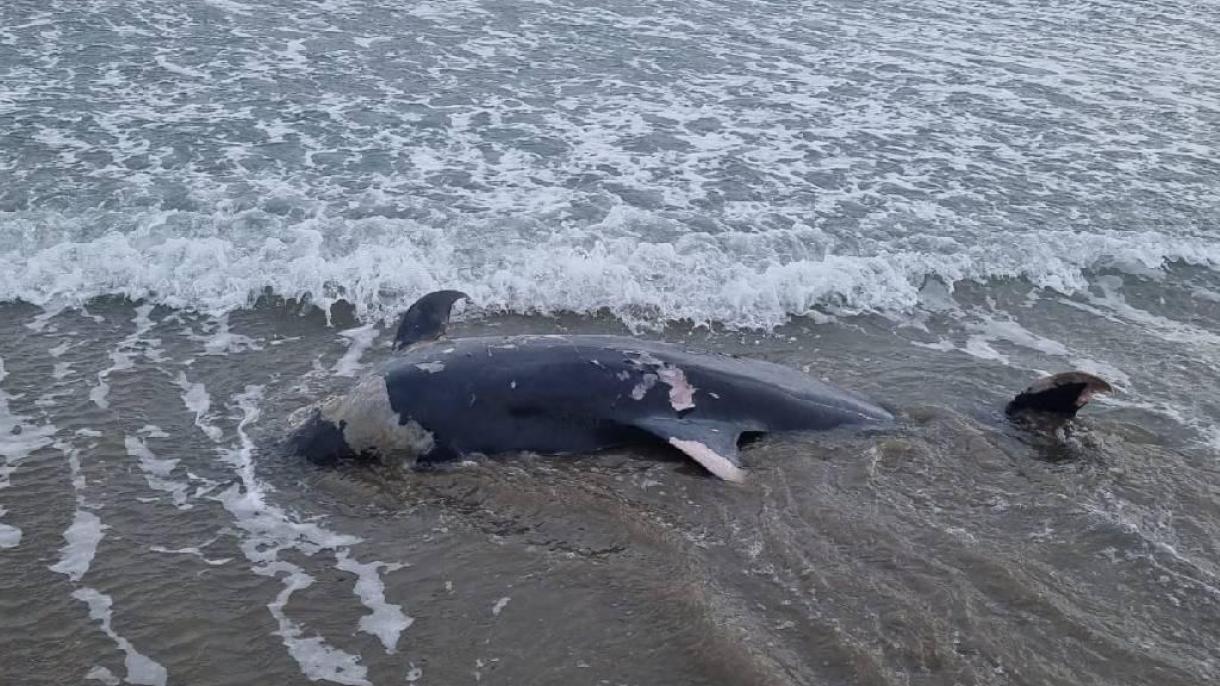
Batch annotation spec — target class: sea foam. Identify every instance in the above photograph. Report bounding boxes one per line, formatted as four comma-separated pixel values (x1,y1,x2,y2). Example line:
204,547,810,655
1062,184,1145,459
3,208,1217,331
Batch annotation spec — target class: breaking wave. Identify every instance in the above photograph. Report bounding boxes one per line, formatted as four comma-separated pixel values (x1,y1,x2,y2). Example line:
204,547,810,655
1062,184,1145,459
2,205,1217,329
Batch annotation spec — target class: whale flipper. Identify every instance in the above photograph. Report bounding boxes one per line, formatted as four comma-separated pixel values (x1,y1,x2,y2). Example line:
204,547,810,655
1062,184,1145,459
631,417,745,482
1006,371,1112,418
394,290,469,349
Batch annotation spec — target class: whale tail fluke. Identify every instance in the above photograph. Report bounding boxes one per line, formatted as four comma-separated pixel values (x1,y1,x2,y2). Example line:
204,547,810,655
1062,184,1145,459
1006,372,1113,418
394,290,469,350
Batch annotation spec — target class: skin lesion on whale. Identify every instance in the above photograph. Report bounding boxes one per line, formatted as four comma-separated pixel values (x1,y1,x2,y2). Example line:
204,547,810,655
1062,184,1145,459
287,291,1114,482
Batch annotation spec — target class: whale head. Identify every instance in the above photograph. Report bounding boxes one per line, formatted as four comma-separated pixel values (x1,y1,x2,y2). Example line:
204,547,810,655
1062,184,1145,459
288,374,434,464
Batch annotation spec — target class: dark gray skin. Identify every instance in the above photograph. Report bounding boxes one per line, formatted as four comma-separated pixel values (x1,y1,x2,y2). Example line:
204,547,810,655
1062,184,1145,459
403,335,890,466
291,334,893,481
289,292,1111,481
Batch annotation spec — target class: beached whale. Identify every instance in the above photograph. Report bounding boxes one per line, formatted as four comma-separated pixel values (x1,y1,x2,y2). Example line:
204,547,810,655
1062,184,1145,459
289,291,1111,481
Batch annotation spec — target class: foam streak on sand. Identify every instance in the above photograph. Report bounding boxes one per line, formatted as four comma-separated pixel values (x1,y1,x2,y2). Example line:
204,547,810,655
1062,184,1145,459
148,541,232,566
175,372,224,442
89,304,157,409
50,507,106,581
175,322,417,669
124,435,192,509
216,386,371,685
72,588,168,686
13,315,158,682
335,550,413,653
0,356,56,549
44,388,156,684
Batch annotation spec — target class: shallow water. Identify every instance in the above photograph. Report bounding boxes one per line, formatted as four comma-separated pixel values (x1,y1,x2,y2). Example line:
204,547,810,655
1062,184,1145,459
2,290,1219,685
3,0,1220,683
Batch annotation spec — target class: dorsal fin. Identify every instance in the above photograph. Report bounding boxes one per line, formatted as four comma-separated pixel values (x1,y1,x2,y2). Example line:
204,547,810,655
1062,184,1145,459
1006,371,1112,418
393,290,469,349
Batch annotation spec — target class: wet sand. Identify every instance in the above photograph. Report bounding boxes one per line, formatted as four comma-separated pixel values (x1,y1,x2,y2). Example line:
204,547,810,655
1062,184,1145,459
2,281,1218,685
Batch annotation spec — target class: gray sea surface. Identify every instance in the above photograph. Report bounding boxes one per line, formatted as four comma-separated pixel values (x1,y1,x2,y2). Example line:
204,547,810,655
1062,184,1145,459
2,0,1220,684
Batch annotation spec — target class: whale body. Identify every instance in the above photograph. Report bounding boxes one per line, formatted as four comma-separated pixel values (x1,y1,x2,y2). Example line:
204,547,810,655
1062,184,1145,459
289,291,1111,481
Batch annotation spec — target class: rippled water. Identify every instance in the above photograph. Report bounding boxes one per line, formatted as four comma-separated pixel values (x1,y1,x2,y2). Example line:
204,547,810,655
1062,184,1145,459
2,0,1219,684
3,296,1220,685
3,0,1218,324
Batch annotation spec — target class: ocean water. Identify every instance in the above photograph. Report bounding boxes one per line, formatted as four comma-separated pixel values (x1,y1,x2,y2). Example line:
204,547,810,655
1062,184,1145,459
2,1,1219,684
